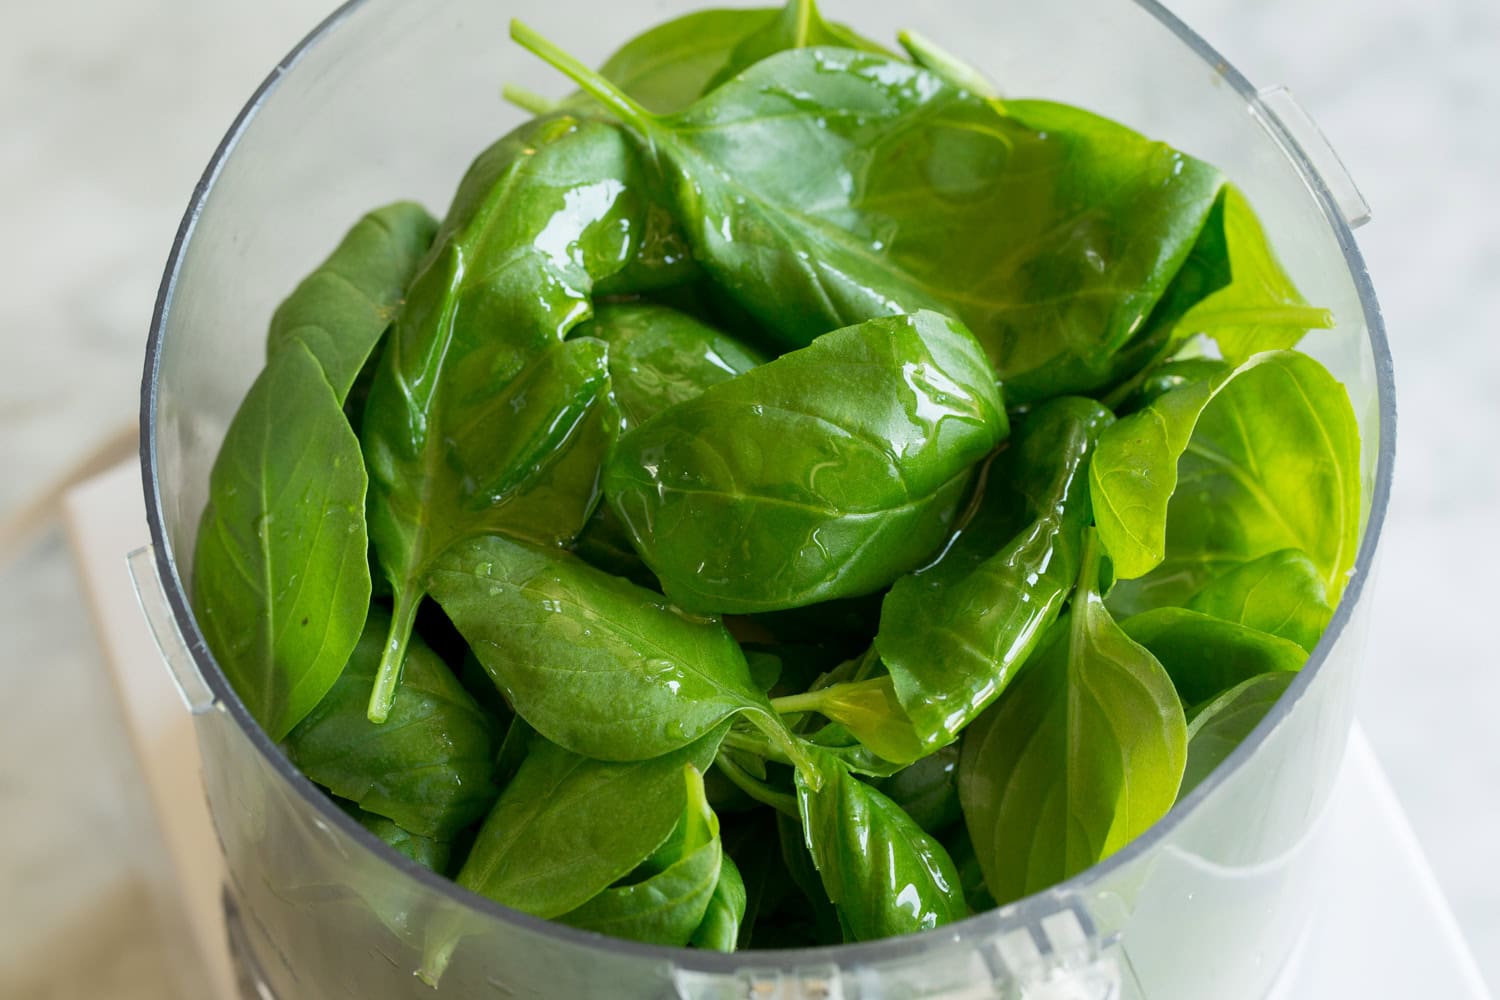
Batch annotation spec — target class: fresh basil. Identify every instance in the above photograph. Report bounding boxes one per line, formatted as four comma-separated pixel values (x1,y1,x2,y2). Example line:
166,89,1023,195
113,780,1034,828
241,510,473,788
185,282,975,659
703,0,893,92
605,311,1008,613
959,532,1187,904
1185,549,1334,653
285,609,499,840
1181,672,1297,794
192,342,370,741
877,397,1114,747
1120,607,1307,707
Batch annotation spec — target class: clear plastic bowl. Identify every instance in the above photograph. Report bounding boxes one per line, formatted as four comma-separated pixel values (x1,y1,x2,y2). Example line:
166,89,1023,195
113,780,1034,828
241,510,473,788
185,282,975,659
138,1,1393,996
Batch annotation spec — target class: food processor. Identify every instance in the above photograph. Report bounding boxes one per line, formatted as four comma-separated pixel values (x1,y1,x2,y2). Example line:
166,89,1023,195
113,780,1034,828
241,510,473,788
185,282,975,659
132,0,1393,996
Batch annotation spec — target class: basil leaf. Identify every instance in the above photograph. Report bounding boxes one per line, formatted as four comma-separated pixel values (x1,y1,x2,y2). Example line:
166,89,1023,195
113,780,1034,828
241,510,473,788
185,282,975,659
780,677,928,767
572,302,764,433
427,535,813,773
704,0,894,92
1119,607,1307,707
285,609,499,840
1181,672,1296,794
776,811,844,946
794,747,966,941
454,726,727,919
1185,549,1334,653
959,532,1187,905
605,311,1008,613
192,342,370,741
1090,350,1361,607
876,743,962,836
560,764,723,946
690,853,747,952
1167,187,1333,365
516,30,1223,380
878,397,1114,746
266,201,438,401
361,115,641,720
343,803,451,875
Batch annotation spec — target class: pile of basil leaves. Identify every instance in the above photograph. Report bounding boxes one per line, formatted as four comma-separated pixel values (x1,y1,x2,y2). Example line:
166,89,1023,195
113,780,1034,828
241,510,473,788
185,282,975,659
191,0,1361,978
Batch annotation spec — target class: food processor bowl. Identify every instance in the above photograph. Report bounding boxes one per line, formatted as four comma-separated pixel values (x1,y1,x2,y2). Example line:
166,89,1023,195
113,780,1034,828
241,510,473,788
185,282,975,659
137,0,1393,996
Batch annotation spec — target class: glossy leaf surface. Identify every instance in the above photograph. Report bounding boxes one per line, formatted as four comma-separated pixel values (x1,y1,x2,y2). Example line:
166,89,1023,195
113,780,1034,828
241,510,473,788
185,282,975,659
1181,672,1296,794
1185,549,1333,652
266,201,438,401
795,747,966,941
361,115,640,719
518,30,1224,378
428,535,809,770
455,726,725,919
1120,607,1307,707
559,765,722,945
605,311,1007,613
572,302,764,432
690,853,746,952
877,743,962,835
704,0,892,91
1090,351,1361,607
285,610,498,840
878,397,1113,745
959,534,1187,904
192,342,370,741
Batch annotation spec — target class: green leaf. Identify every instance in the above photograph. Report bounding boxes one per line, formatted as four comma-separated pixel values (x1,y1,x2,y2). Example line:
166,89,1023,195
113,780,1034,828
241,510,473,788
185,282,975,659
604,311,1008,613
778,676,929,766
959,532,1187,905
285,609,499,840
266,201,438,401
427,535,813,774
571,302,764,432
704,0,894,92
876,743,962,835
343,802,451,875
690,853,746,952
453,726,727,919
877,397,1114,746
1119,607,1307,707
896,29,999,100
775,811,844,945
361,115,642,721
192,342,370,741
1166,187,1333,365
559,765,723,946
1181,672,1296,794
1185,549,1333,652
515,28,1224,380
794,747,966,941
1089,351,1361,606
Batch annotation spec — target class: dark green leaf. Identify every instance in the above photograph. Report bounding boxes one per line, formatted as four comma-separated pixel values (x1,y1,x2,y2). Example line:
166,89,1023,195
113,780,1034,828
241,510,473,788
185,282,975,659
959,533,1186,905
361,115,641,720
343,802,451,874
1090,351,1361,608
1185,549,1333,652
192,341,370,741
704,0,894,91
1181,672,1296,794
877,743,962,835
572,302,764,432
775,811,843,945
427,535,813,772
267,201,438,401
516,30,1224,379
878,397,1113,746
286,609,498,839
794,746,965,941
453,725,726,919
605,311,1008,613
1119,607,1306,706
559,764,722,946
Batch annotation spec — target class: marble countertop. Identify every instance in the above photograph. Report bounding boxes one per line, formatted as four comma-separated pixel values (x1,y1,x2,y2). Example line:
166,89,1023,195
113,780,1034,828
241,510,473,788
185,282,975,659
1,0,1494,995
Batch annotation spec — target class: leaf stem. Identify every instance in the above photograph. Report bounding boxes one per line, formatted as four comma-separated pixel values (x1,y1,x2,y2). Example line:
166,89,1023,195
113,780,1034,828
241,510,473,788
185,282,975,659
501,83,559,116
367,584,422,723
509,20,654,133
746,710,823,790
771,673,886,716
722,728,788,763
714,754,799,817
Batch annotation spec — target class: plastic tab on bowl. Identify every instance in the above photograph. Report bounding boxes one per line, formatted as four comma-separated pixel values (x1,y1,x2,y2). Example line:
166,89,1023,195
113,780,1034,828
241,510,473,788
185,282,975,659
128,545,217,714
1253,86,1371,229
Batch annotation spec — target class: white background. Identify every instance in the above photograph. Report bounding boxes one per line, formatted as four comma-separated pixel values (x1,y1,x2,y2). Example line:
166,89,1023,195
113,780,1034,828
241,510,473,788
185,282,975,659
0,0,1494,995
